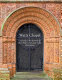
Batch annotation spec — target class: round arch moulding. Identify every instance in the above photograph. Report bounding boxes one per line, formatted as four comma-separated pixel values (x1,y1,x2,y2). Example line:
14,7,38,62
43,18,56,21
1,7,61,38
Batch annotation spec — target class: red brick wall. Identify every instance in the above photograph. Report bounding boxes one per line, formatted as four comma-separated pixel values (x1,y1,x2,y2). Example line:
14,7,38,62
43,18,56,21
0,2,61,29
0,2,62,78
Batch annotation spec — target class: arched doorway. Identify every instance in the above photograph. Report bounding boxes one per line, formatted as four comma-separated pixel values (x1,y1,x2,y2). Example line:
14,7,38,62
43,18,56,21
16,23,44,72
2,7,60,77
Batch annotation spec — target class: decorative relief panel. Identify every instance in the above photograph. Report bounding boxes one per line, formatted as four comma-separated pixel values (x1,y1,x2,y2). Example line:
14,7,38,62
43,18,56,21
46,42,54,64
54,43,59,63
46,37,59,64
3,37,15,64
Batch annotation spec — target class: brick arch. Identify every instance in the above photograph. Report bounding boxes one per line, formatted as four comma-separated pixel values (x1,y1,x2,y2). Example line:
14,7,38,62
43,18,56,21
2,7,60,37
2,7,60,77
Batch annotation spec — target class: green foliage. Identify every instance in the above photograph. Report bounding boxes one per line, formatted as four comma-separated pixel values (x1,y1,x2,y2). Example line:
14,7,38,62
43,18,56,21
53,69,62,80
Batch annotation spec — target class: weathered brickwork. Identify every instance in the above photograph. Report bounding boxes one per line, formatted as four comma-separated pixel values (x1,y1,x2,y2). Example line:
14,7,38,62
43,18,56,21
0,2,61,30
0,2,62,79
0,68,10,80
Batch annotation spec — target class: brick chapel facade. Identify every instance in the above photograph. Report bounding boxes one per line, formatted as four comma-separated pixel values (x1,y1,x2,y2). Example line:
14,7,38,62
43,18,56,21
0,0,62,78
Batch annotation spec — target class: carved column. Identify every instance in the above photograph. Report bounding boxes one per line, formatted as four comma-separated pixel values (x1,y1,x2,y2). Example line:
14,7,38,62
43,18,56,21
60,5,62,67
45,37,59,71
0,36,3,64
3,36,16,77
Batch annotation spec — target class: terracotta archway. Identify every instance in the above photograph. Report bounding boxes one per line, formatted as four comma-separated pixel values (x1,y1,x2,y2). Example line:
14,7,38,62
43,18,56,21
2,7,60,77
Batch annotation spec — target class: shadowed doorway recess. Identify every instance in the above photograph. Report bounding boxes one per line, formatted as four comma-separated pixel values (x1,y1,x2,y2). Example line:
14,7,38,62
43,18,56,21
16,23,44,72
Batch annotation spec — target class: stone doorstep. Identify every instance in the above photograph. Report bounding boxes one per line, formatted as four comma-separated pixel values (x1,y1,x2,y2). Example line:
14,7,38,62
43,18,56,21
0,71,10,80
0,75,9,78
11,78,50,80
0,68,10,80
0,68,8,70
0,68,10,73
0,71,10,73
0,78,10,80
11,72,52,80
